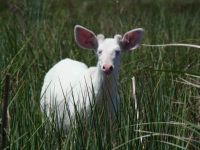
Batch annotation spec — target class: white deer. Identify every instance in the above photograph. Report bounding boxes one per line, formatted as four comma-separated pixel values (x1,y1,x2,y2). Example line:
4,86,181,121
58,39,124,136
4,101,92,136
40,25,144,131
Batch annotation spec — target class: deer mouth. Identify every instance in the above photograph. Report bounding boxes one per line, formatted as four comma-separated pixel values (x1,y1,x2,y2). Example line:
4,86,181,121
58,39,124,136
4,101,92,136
102,69,112,75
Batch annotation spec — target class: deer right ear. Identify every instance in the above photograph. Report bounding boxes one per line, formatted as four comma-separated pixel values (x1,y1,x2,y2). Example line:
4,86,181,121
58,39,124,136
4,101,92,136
120,28,144,51
74,25,98,50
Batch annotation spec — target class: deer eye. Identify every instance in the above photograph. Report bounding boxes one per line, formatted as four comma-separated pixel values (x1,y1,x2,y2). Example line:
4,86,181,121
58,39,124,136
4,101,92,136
115,50,120,55
98,50,102,55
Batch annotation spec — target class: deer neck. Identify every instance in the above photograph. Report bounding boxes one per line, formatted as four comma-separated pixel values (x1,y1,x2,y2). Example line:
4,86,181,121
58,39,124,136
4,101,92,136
93,62,119,101
91,62,119,118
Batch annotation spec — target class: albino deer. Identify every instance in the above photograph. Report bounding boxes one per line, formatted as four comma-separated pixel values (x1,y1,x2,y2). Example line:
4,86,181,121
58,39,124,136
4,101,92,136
40,25,144,131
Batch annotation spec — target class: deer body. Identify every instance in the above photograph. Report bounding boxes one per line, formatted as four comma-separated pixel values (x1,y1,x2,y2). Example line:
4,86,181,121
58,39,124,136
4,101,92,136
40,25,144,131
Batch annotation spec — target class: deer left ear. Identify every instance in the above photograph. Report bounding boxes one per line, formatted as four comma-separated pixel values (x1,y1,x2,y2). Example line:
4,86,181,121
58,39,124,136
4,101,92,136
74,25,98,50
120,28,144,51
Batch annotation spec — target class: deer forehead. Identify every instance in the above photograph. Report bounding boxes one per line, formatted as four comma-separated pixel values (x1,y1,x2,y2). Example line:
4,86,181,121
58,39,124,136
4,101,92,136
98,38,120,53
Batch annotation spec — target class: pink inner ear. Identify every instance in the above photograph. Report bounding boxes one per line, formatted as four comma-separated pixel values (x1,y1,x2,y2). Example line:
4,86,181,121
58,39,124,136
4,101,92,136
75,27,98,49
121,29,143,51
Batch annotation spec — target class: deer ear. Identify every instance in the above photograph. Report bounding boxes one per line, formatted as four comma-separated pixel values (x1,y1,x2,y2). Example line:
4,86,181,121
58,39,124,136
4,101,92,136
120,28,144,51
74,25,98,50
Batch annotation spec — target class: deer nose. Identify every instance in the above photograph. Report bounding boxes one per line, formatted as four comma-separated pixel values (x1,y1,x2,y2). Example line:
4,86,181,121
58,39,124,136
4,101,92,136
102,64,113,75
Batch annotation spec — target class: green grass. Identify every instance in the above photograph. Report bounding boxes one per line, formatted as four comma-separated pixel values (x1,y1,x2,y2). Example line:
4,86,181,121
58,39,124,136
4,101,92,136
1,0,200,149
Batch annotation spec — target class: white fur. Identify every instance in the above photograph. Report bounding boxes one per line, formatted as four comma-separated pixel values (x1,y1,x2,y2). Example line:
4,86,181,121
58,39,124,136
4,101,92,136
40,25,144,131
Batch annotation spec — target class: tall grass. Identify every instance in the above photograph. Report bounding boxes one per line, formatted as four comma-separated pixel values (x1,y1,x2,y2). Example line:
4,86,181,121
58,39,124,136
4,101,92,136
0,0,200,149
